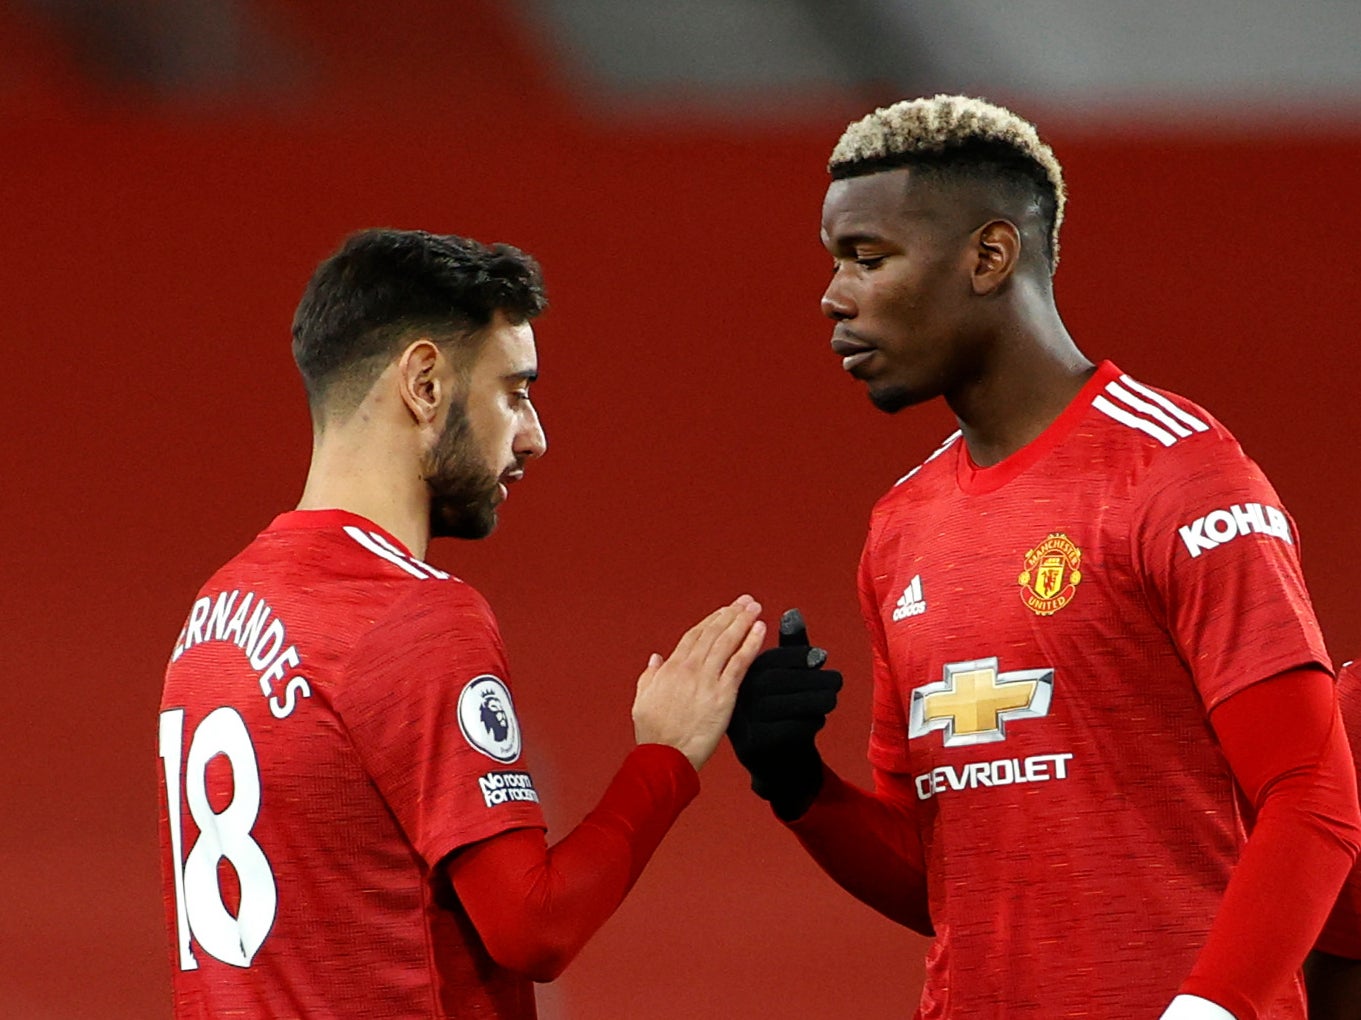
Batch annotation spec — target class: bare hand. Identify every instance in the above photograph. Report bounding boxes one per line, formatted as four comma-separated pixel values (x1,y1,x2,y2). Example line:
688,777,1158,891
633,596,767,770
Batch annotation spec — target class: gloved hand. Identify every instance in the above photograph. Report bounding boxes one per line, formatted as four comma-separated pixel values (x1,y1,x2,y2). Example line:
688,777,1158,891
727,608,843,821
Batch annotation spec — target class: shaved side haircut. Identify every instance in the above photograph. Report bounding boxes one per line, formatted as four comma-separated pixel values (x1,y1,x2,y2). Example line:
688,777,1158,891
292,228,547,421
830,94,1067,270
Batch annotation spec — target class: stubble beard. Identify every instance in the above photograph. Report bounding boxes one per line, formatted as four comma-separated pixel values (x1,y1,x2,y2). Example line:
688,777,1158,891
867,379,925,414
424,405,501,540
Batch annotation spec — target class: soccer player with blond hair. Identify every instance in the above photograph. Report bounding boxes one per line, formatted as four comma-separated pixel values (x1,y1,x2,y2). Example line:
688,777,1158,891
727,95,1360,1019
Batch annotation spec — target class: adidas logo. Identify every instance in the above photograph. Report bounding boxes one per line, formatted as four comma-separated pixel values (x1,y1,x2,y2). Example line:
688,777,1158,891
893,575,926,621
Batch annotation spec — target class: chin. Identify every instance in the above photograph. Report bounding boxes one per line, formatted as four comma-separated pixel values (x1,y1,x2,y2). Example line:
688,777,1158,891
868,385,918,414
431,504,499,541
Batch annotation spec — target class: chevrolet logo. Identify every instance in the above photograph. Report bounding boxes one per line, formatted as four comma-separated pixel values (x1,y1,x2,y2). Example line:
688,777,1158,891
909,657,1054,747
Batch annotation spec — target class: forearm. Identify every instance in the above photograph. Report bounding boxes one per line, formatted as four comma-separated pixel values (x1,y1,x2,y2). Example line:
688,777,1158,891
1184,669,1361,1018
786,764,932,934
446,743,699,981
1180,786,1360,1018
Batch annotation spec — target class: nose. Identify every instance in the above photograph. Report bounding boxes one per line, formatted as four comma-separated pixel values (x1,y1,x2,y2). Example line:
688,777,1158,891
821,270,855,321
517,405,547,460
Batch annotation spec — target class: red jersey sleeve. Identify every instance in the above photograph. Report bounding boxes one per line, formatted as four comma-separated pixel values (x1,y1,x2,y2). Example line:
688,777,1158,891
860,530,911,774
1132,430,1330,709
335,581,546,868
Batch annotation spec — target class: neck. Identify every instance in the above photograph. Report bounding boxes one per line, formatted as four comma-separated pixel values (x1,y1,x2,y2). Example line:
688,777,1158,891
946,293,1094,468
296,420,432,559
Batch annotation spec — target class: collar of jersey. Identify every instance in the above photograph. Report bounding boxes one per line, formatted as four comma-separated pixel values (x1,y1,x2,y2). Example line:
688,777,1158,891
955,360,1122,495
267,508,414,557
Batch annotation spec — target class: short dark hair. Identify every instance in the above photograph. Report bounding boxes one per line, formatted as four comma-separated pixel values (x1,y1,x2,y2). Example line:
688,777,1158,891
829,95,1066,271
291,228,547,416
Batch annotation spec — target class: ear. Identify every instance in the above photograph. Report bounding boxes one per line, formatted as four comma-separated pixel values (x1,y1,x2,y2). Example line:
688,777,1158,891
970,219,1022,296
395,339,445,426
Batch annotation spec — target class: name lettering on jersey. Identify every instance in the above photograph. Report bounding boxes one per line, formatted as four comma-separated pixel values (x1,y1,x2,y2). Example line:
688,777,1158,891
478,770,540,808
1178,503,1293,559
458,675,523,763
909,657,1055,747
1018,533,1083,616
915,752,1074,801
171,589,312,719
892,574,927,621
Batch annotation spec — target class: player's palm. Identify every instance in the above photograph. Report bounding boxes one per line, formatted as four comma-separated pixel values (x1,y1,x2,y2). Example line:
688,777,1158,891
633,598,766,770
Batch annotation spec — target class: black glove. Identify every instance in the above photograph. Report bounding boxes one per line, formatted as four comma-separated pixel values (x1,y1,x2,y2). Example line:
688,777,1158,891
727,608,842,821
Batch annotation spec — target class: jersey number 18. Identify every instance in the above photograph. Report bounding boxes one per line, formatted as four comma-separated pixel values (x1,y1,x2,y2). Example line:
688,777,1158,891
158,707,278,970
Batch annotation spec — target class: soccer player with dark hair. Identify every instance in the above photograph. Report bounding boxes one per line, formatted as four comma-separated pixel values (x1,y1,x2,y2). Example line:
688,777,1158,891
727,95,1360,1019
157,228,766,1018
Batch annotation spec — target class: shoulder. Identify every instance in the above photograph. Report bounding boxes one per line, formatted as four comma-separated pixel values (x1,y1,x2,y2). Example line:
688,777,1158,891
309,523,497,644
1088,370,1243,468
1092,377,1305,565
371,573,500,644
332,520,460,584
1084,371,1285,518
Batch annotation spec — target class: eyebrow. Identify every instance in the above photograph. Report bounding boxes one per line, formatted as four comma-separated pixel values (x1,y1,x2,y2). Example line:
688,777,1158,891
828,231,886,247
505,369,539,384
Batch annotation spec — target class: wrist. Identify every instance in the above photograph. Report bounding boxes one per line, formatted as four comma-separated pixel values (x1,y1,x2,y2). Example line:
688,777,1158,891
752,751,825,821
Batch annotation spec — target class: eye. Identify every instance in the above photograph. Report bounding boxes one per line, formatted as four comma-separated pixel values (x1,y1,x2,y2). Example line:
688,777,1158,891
854,254,887,269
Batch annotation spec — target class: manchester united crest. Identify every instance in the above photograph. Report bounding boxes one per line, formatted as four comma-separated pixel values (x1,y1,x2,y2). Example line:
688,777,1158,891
1018,533,1083,616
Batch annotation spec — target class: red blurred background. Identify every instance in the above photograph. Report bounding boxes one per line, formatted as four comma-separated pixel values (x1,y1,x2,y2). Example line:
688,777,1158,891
3,3,1358,1017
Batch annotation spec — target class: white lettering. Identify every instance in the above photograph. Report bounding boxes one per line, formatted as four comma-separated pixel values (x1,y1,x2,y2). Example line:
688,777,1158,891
478,771,541,808
1204,509,1236,543
1229,502,1257,536
1179,503,1294,558
965,761,993,787
257,646,300,696
221,593,254,645
185,597,211,653
173,589,310,719
1266,506,1293,543
269,676,312,719
248,618,286,672
172,623,189,663
239,600,271,657
207,590,240,642
915,753,1075,801
1051,753,1072,779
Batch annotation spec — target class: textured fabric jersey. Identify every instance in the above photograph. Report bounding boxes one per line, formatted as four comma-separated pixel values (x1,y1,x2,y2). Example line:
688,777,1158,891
1318,661,1361,959
157,509,547,1019
858,361,1330,1019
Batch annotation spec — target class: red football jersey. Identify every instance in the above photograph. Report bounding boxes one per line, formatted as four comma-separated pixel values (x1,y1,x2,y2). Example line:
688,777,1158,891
859,361,1330,1019
157,509,547,1019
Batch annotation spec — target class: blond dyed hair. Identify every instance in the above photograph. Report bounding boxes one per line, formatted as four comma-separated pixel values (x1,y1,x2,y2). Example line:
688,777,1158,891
830,95,1067,269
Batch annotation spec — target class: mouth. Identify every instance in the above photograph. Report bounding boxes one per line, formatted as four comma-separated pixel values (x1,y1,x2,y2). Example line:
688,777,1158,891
830,335,877,374
497,469,524,502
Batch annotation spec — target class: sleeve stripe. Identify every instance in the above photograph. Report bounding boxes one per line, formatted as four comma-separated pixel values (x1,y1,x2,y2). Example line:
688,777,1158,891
362,529,450,580
1104,380,1193,438
1118,375,1210,433
895,430,963,487
343,526,435,579
1093,394,1178,446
